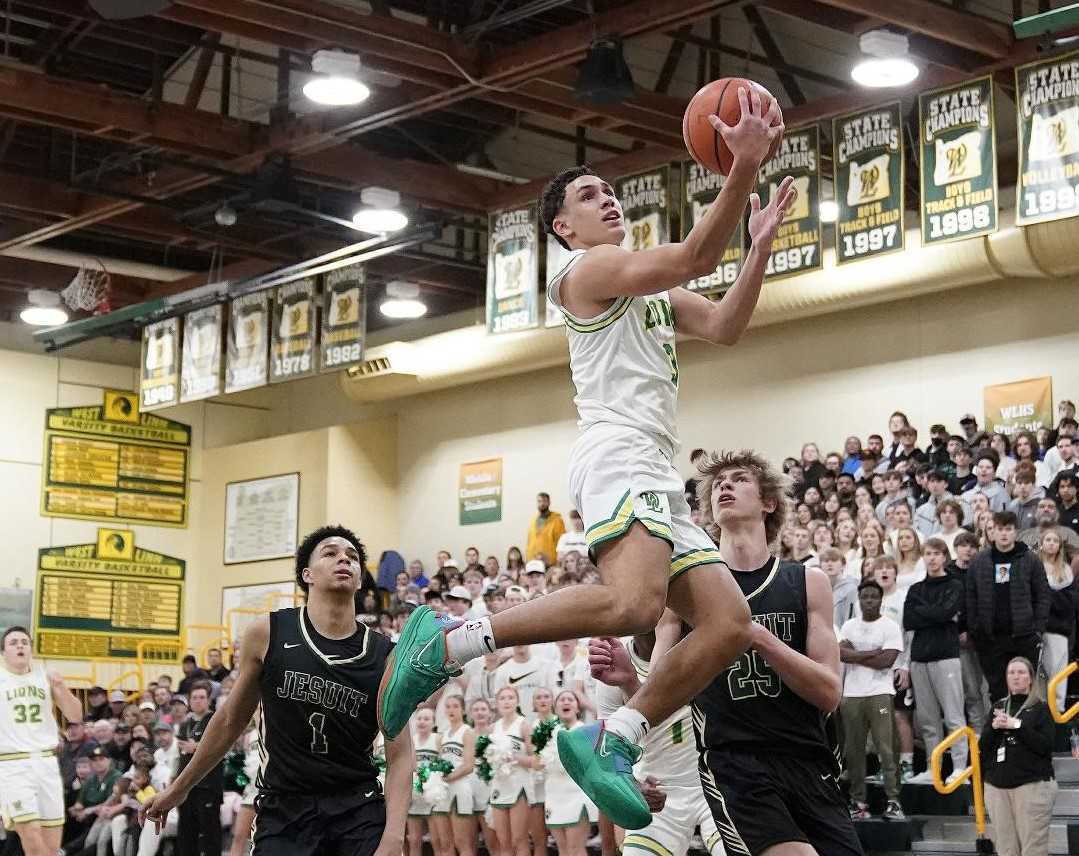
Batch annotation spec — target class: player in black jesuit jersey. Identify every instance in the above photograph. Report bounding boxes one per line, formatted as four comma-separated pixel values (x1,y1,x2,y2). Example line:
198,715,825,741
141,526,413,856
689,451,863,856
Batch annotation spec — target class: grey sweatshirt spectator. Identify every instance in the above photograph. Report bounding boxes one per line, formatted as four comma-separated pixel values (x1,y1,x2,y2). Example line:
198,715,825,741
1007,469,1042,532
914,471,971,536
962,451,1009,513
819,547,859,629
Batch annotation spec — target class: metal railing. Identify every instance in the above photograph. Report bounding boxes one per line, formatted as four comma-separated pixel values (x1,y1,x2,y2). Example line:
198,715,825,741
1048,661,1079,724
932,725,986,837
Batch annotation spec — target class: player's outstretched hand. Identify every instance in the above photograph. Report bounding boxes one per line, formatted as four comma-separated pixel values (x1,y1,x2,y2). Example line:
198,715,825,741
708,86,783,167
637,776,667,813
139,786,187,833
588,636,636,688
748,174,797,251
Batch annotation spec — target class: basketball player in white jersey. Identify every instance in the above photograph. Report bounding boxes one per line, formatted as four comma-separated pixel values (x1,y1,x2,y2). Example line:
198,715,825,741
590,619,725,856
380,86,795,829
0,626,84,856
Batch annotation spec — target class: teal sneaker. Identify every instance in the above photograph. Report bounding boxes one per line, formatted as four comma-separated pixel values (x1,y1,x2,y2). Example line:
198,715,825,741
557,721,651,830
377,606,463,738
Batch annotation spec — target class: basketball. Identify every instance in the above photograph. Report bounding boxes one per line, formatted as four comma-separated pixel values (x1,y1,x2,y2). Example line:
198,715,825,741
683,77,782,176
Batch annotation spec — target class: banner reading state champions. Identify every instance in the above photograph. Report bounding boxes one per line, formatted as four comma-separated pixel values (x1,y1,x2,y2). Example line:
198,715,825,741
919,76,997,245
320,263,366,372
1015,50,1079,225
756,126,821,280
180,305,222,403
487,204,539,334
139,318,180,411
225,291,269,393
682,161,743,296
270,278,316,383
833,102,904,264
617,166,670,253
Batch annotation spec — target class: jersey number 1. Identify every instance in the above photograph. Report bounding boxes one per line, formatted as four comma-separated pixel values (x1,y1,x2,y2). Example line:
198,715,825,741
308,712,328,754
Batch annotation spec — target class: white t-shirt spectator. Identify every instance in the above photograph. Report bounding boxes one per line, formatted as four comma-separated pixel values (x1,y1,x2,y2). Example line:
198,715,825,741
555,531,588,560
494,655,556,722
152,741,179,791
839,614,904,698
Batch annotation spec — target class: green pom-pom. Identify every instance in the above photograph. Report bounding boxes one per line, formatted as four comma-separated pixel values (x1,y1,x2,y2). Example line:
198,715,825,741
531,716,559,753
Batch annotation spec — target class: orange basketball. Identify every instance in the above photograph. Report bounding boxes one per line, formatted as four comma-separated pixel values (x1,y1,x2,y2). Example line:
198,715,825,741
683,78,783,176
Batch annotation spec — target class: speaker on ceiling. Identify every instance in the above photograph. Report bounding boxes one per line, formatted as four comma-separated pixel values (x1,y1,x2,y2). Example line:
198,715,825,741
88,0,174,20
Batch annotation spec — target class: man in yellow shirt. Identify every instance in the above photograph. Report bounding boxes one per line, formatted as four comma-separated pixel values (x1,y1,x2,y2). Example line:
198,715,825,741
526,492,565,564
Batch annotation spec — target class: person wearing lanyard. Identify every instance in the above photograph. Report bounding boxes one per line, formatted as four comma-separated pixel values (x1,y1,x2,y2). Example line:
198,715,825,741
979,657,1056,856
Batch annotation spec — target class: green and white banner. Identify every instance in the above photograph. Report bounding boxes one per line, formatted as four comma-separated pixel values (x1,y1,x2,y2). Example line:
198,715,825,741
487,204,539,334
179,305,222,403
270,278,316,384
682,161,743,295
833,102,904,264
919,77,997,245
225,291,269,394
320,264,366,372
140,318,180,411
756,126,821,280
617,166,671,253
1016,50,1079,225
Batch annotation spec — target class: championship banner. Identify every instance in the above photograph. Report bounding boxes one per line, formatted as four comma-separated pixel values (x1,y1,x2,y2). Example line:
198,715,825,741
459,458,502,526
33,528,184,660
682,161,743,295
984,376,1054,436
180,305,222,403
1016,50,1079,225
544,234,573,328
919,77,997,245
617,166,671,252
41,389,190,527
757,126,821,280
139,318,180,411
320,263,366,372
225,291,269,393
270,278,316,384
487,204,539,334
833,102,904,264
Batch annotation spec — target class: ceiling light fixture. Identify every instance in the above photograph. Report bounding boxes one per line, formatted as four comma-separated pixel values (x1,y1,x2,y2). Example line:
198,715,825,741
851,31,919,89
353,187,409,233
380,280,427,320
303,50,371,106
575,37,636,104
819,200,838,223
20,289,69,327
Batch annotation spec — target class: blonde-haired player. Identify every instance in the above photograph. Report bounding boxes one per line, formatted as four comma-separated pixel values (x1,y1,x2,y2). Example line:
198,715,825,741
0,626,83,856
591,622,725,856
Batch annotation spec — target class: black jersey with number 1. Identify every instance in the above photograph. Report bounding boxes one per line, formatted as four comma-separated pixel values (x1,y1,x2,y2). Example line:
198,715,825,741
692,557,835,766
257,606,393,795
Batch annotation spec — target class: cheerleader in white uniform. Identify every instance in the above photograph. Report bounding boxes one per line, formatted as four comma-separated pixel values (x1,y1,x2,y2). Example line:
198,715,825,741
468,698,501,856
489,687,533,856
542,692,596,856
431,694,478,856
407,707,443,856
528,688,556,856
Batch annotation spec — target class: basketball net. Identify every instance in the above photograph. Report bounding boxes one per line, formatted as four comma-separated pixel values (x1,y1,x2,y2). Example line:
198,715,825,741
60,261,112,315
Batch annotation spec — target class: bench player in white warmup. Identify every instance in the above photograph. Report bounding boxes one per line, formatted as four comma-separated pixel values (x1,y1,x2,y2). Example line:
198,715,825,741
379,86,797,829
0,626,83,856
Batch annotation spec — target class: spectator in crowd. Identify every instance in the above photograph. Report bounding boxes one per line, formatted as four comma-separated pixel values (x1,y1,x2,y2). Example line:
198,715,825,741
893,527,926,588
835,518,858,562
875,471,911,525
523,560,548,598
980,658,1056,856
464,545,481,567
555,509,588,560
462,567,488,618
91,718,114,748
949,531,991,732
842,435,863,475
963,451,1009,512
934,500,967,558
85,687,109,721
1043,418,1079,483
108,690,127,719
205,648,230,682
855,449,883,483
65,746,121,855
992,433,1017,484
873,557,915,778
107,724,133,773
1053,473,1079,535
1040,528,1079,715
63,755,95,845
408,558,431,588
840,579,905,821
1048,435,1079,486
966,511,1050,702
885,412,911,464
893,426,926,469
444,585,473,620
800,442,826,487
950,446,975,495
436,549,454,571
915,471,970,537
927,424,951,470
505,546,525,579
176,655,210,697
525,492,565,564
175,683,223,856
848,523,885,581
137,701,157,730
1009,469,1042,532
152,685,172,718
786,526,812,564
1020,498,1079,558
60,720,99,786
904,538,967,785
495,646,554,721
1013,431,1047,486
820,547,858,629
959,414,980,446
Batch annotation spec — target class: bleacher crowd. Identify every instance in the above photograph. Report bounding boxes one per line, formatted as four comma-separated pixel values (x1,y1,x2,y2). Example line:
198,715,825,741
17,402,1079,856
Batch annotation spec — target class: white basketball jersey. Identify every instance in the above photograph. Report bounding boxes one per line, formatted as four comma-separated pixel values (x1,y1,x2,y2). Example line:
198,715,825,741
0,664,59,754
547,249,680,452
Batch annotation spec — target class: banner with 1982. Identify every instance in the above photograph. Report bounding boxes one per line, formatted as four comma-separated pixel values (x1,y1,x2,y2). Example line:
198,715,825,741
487,204,539,334
757,126,821,280
320,264,366,372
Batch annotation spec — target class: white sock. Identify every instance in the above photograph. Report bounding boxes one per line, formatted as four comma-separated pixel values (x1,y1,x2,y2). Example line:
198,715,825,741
445,617,496,668
605,706,649,745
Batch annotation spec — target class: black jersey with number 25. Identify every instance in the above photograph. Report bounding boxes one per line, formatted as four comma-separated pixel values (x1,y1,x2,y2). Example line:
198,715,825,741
692,558,834,764
257,607,393,795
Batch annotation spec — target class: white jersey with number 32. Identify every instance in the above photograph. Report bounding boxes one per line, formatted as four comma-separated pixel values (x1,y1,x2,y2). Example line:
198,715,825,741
547,249,680,452
0,665,59,754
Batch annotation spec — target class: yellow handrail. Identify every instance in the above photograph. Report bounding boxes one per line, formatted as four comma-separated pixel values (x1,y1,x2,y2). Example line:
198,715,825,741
197,633,231,672
106,670,143,701
932,726,985,836
223,607,266,645
1048,662,1079,724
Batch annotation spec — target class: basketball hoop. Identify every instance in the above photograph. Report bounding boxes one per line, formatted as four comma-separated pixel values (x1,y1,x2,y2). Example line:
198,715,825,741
61,260,112,315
